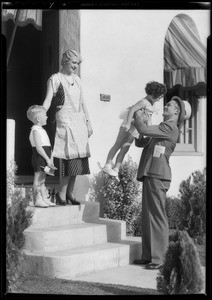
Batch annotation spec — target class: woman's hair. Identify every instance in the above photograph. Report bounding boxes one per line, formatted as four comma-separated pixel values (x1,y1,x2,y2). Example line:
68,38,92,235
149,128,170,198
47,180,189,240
61,49,82,66
145,81,167,99
27,105,46,123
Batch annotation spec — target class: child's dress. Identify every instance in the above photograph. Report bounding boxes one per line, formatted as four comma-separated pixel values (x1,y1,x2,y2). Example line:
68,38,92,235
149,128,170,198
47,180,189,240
29,125,52,172
119,98,156,138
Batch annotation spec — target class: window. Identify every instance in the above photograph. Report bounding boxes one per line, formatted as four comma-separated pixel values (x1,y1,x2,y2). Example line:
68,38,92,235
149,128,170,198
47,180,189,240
164,14,206,154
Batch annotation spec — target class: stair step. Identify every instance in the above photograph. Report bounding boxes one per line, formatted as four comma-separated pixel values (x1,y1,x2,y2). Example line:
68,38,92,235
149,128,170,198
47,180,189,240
23,238,141,279
27,201,100,228
24,222,108,251
24,218,127,252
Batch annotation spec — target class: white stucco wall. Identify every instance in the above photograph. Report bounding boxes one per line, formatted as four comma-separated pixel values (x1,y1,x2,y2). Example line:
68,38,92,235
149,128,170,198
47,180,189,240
80,9,210,196
7,119,15,170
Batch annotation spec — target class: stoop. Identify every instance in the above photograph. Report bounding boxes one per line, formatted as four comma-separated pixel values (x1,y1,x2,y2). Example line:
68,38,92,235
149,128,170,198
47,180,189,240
23,201,142,279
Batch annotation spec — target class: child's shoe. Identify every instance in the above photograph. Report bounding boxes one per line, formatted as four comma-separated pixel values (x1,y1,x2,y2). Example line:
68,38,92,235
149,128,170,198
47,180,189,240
106,167,119,177
102,164,113,174
108,169,119,177
34,195,49,208
43,197,56,207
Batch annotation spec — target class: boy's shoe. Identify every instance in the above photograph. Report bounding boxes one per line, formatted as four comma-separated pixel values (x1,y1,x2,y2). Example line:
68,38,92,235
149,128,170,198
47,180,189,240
34,196,49,208
43,197,56,207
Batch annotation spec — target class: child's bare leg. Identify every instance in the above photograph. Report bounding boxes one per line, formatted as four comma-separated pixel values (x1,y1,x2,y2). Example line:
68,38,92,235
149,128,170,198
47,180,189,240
33,171,42,200
33,171,48,207
113,133,135,172
39,173,47,198
105,127,128,165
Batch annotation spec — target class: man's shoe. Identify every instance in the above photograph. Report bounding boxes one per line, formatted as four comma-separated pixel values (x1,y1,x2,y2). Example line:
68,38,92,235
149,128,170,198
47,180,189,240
133,259,151,265
145,263,162,270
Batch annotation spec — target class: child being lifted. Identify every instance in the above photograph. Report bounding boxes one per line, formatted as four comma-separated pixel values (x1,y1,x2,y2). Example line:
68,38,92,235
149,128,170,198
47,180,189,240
103,81,167,177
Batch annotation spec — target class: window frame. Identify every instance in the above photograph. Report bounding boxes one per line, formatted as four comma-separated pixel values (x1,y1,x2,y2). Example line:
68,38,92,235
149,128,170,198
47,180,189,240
173,97,205,156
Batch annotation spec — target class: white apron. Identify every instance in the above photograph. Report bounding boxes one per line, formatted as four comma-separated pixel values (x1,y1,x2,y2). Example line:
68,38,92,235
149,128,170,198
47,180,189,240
51,73,90,160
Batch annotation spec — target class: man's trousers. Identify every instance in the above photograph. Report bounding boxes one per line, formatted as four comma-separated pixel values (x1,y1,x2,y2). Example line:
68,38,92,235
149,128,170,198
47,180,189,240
141,176,170,264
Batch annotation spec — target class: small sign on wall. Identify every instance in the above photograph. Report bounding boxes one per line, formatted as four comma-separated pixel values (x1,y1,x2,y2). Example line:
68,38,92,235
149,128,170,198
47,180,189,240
100,94,111,102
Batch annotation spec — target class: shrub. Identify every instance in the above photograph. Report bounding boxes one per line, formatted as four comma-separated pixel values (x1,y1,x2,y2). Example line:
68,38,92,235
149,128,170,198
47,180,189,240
6,161,34,292
178,168,206,244
89,156,142,236
165,169,206,244
88,162,106,209
165,196,182,230
156,229,204,294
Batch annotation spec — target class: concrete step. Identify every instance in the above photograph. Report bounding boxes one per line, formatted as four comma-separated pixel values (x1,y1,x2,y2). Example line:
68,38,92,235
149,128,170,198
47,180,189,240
23,199,142,279
24,213,128,251
24,217,127,252
24,222,108,252
23,237,141,279
27,201,100,228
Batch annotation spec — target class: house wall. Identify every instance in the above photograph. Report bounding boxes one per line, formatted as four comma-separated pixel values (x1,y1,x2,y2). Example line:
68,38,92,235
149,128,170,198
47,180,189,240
58,10,90,200
80,9,210,196
59,10,81,65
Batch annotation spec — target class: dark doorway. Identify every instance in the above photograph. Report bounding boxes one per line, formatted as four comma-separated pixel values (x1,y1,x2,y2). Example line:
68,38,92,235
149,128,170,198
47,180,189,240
6,10,59,176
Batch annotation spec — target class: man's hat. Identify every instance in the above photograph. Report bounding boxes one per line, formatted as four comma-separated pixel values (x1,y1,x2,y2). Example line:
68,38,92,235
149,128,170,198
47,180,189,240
171,96,192,125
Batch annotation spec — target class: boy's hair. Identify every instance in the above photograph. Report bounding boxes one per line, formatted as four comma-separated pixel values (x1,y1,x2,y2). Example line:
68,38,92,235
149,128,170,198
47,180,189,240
145,81,167,99
27,105,46,123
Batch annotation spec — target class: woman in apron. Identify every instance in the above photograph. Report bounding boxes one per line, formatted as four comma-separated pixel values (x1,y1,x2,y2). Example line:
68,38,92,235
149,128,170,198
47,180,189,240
43,49,93,205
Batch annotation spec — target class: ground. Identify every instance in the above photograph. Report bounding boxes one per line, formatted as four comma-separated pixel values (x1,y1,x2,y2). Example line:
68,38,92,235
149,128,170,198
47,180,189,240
7,239,205,296
10,276,161,296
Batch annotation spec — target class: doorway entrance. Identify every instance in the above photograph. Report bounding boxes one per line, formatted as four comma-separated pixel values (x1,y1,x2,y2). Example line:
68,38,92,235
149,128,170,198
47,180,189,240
6,10,59,181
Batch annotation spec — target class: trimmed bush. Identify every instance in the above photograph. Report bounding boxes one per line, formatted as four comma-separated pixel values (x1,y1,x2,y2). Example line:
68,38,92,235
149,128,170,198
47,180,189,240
165,196,182,230
178,168,206,244
6,161,34,292
89,156,142,236
165,168,206,244
156,229,204,294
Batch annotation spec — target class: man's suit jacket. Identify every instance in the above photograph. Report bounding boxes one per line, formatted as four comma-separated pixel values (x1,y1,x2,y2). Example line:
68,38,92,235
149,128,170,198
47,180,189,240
134,119,179,182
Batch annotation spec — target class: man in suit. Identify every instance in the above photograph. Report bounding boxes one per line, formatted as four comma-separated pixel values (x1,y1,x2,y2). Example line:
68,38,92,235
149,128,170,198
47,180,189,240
133,96,191,269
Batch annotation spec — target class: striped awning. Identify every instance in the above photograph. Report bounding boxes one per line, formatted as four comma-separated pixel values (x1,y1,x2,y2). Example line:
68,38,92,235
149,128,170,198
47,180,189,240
2,9,42,30
164,14,206,88
2,9,43,66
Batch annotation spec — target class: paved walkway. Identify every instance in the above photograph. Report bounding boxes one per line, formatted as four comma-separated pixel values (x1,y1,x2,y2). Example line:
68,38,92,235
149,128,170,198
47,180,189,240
74,264,206,293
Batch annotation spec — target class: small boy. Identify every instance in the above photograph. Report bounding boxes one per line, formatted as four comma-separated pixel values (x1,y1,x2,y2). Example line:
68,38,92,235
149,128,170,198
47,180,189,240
27,105,57,207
